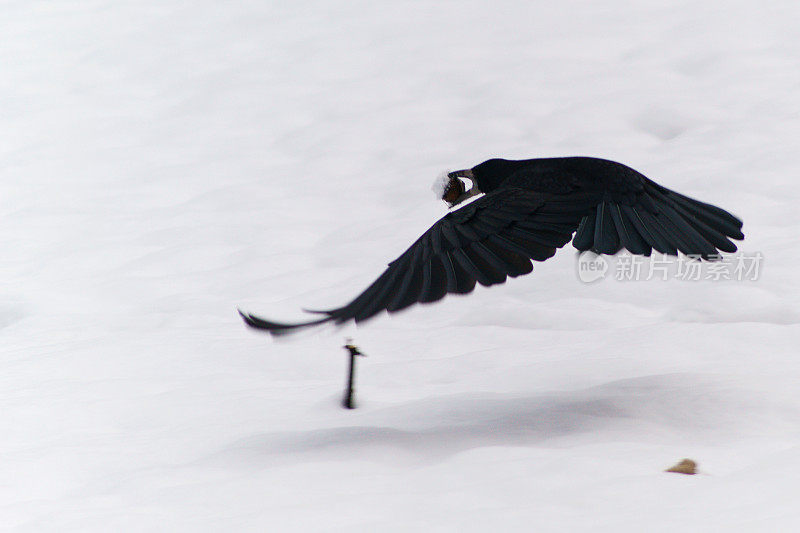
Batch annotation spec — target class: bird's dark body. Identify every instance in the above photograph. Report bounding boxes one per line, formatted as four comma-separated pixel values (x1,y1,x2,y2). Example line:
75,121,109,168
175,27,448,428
473,157,642,195
240,157,744,336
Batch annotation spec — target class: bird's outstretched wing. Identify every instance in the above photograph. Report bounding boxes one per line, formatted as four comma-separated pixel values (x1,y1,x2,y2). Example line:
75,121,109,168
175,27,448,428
571,176,744,258
239,188,592,335
240,180,744,336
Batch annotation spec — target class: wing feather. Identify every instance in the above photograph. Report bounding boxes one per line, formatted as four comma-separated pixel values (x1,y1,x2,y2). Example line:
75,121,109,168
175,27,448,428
241,188,579,335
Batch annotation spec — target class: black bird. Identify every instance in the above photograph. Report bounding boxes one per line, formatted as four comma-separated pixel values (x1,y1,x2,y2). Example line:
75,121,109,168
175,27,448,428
240,157,744,336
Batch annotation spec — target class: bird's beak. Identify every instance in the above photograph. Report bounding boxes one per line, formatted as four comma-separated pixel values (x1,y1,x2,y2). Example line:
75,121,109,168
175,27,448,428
443,169,478,207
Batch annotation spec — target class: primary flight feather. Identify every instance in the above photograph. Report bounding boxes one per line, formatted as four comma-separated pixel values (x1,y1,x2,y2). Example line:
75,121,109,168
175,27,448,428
240,157,744,336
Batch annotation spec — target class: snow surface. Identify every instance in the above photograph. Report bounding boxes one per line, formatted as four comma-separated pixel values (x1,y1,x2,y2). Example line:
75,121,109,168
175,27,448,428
432,170,452,200
2,1,799,531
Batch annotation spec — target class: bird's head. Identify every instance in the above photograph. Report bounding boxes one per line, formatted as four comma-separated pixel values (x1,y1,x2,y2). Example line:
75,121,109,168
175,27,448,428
432,168,481,208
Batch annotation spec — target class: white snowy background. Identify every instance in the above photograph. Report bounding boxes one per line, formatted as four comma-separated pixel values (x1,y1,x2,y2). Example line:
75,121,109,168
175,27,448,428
2,1,799,531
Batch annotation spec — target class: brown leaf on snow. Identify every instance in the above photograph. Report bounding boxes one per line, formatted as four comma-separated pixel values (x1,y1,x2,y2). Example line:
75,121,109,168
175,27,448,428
665,459,697,475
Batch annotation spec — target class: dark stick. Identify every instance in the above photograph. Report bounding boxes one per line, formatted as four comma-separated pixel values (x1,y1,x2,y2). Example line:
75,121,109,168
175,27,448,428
342,340,365,409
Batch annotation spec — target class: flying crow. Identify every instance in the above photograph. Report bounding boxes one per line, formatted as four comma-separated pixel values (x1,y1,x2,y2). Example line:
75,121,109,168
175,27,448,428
240,157,744,336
